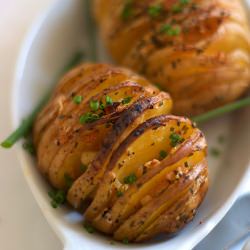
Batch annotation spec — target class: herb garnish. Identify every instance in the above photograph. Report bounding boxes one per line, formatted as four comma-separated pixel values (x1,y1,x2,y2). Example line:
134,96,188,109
80,164,88,173
122,96,132,105
210,147,220,157
155,83,164,91
218,135,225,144
170,133,184,147
148,4,162,17
80,113,100,124
1,52,85,149
117,190,124,197
160,24,181,36
80,96,114,124
64,173,73,188
22,139,36,155
84,223,95,234
105,95,113,106
90,100,100,111
48,190,66,208
73,95,83,104
99,102,105,110
159,150,168,160
172,0,191,13
122,238,129,244
121,1,133,20
124,173,137,184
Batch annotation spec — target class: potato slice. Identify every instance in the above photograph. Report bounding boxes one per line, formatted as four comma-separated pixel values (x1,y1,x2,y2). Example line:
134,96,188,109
67,92,172,208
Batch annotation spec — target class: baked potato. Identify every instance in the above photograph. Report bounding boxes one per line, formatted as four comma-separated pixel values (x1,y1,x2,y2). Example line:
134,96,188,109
83,115,208,242
94,0,250,116
34,63,163,189
34,63,208,242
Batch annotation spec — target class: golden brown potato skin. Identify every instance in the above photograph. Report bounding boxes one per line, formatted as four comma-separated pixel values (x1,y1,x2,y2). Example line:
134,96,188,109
94,0,250,116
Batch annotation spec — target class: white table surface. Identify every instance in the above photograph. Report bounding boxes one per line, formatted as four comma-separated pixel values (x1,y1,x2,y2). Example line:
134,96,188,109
0,1,61,249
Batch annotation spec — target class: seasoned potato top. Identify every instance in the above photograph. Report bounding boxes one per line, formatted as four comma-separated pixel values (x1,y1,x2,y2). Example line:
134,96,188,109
94,0,250,115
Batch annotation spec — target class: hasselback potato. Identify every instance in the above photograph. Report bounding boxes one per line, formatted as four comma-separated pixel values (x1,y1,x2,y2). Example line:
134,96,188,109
34,63,162,189
94,0,250,116
33,63,208,242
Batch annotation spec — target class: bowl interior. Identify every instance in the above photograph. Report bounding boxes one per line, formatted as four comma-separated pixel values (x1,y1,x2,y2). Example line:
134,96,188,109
13,0,250,249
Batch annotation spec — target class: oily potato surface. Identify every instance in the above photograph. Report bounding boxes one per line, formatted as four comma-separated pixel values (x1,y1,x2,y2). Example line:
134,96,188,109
94,0,250,116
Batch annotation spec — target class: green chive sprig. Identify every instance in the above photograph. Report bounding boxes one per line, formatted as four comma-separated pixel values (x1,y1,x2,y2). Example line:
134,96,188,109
192,97,250,124
1,52,84,149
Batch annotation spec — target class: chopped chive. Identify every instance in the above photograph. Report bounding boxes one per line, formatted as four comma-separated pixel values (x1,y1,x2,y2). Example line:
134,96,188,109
171,4,182,13
73,95,83,104
160,24,181,36
80,164,88,173
180,0,190,4
192,97,250,124
170,133,184,147
64,173,73,188
155,83,164,91
122,96,132,105
48,190,66,209
122,238,129,244
159,150,168,160
160,24,171,33
121,1,133,20
22,140,36,155
80,113,100,124
124,173,137,184
218,135,225,144
171,27,181,36
51,200,58,208
84,223,95,234
99,102,105,110
105,95,113,106
117,190,124,197
1,52,85,149
210,147,221,157
172,0,190,13
148,4,162,17
90,100,100,111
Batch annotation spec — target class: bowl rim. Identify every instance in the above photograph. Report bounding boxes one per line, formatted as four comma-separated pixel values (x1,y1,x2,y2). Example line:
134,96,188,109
10,0,250,249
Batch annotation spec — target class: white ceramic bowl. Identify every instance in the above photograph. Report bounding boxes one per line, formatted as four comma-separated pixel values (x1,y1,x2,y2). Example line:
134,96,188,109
12,0,250,249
